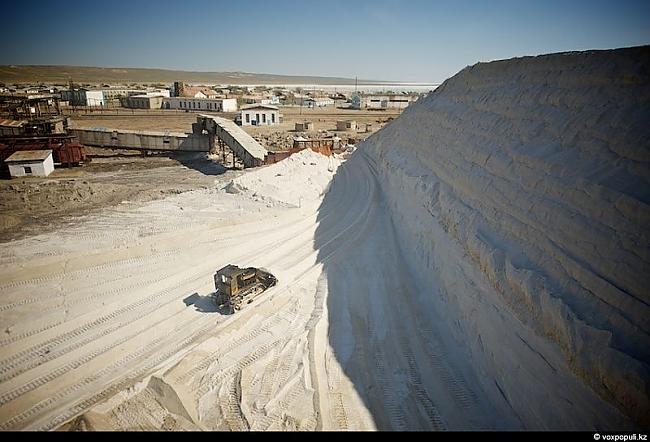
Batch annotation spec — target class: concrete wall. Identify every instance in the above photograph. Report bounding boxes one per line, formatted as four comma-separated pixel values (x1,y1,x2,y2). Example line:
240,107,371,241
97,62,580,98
163,97,238,112
70,128,210,152
124,95,164,109
8,154,54,177
363,95,416,109
221,98,238,112
336,120,357,131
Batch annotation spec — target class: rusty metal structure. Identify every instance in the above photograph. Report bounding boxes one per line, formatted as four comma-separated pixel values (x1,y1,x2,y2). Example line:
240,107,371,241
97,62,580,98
292,138,339,152
213,265,277,313
0,94,87,177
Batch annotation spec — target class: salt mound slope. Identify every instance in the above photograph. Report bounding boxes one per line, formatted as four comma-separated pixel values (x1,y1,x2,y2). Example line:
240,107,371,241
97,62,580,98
225,149,340,207
363,46,650,426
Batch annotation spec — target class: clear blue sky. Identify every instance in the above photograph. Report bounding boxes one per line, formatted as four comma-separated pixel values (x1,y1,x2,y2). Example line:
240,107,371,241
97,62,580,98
2,0,649,82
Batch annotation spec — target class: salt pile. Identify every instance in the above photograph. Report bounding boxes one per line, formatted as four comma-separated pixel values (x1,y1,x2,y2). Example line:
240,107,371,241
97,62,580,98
363,46,650,427
226,149,340,207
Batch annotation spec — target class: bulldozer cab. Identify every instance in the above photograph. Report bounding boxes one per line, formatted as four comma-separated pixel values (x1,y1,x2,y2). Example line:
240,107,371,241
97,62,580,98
215,265,257,297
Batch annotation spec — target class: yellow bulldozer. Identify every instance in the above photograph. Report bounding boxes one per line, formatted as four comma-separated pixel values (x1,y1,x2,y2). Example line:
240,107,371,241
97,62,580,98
213,265,277,313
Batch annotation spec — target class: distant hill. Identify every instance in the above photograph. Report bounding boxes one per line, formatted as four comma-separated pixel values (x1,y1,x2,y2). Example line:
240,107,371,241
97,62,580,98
0,65,387,85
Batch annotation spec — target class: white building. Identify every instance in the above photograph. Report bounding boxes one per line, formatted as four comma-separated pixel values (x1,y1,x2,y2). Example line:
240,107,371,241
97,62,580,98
264,96,280,105
360,94,418,110
61,88,142,106
123,94,165,109
240,104,280,126
85,90,106,107
163,97,238,112
146,89,170,98
5,150,55,177
304,97,334,108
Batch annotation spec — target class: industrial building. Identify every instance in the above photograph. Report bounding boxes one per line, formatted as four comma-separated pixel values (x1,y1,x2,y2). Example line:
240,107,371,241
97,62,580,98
240,104,280,126
163,97,238,112
61,88,142,106
123,94,165,109
304,97,334,108
295,121,313,131
350,93,419,110
336,120,357,131
172,83,220,99
0,94,87,177
241,95,279,105
0,119,28,136
4,150,55,177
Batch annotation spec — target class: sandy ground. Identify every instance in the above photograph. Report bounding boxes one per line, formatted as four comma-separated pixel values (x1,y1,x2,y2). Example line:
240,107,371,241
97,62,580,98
0,48,645,431
0,149,633,431
70,106,401,151
0,149,236,242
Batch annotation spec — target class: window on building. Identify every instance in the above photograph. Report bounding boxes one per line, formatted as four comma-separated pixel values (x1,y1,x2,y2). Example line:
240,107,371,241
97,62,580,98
262,113,266,123
256,113,260,123
271,113,275,123
245,113,250,123
24,166,32,174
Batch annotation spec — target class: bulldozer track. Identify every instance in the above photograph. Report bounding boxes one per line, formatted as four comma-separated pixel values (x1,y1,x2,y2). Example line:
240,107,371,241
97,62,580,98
6,313,219,431
400,338,446,430
0,259,182,316
196,338,283,400
418,325,479,410
332,392,349,430
0,295,196,405
255,349,281,407
0,249,181,292
221,374,249,431
1,206,318,363
175,298,298,385
252,371,305,431
370,342,407,430
0,270,207,379
268,341,301,404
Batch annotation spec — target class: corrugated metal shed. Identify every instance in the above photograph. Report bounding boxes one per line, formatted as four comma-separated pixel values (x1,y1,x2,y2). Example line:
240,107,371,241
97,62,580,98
5,150,53,162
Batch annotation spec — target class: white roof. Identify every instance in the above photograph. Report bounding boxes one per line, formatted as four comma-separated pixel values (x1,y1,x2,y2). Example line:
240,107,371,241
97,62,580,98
130,94,163,98
5,150,53,162
241,104,279,111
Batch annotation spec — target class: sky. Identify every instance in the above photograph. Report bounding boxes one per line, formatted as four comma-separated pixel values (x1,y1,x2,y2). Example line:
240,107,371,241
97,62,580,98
2,0,649,82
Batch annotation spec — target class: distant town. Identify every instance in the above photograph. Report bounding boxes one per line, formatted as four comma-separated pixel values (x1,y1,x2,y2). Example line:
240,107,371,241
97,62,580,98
0,78,437,181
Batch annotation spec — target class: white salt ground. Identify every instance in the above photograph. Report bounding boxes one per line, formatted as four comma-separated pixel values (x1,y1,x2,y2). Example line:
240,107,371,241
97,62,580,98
0,47,646,431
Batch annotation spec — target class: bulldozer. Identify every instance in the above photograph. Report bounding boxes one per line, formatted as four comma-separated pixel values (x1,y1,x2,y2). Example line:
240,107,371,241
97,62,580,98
213,265,277,313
